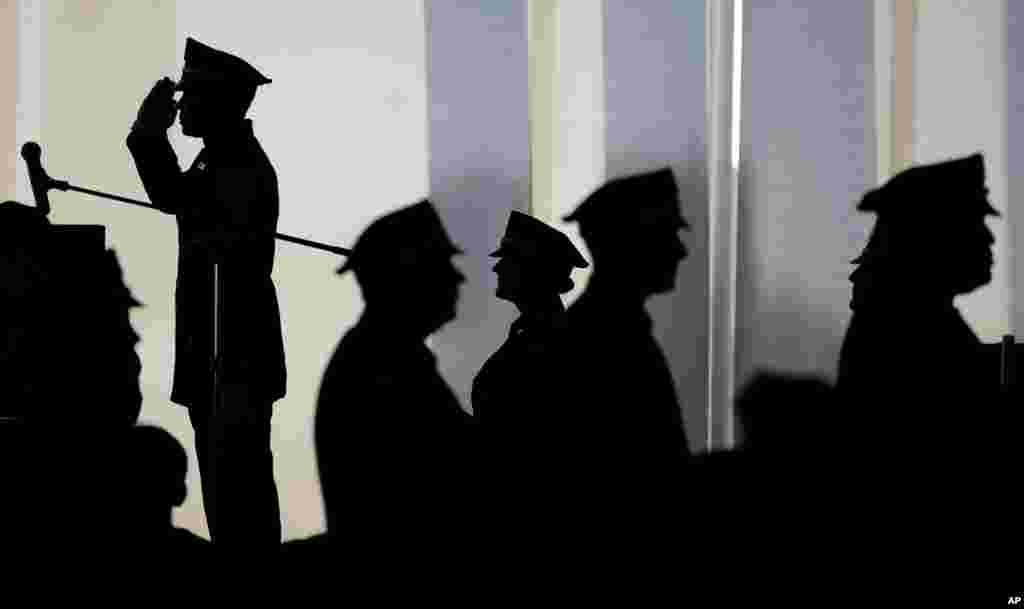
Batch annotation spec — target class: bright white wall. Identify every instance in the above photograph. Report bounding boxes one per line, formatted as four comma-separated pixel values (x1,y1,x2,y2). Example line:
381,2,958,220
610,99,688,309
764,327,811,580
15,0,43,206
913,0,1011,341
1,2,15,195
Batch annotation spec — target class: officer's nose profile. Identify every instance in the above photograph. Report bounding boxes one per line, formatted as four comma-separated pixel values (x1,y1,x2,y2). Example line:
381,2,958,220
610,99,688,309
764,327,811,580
676,236,689,261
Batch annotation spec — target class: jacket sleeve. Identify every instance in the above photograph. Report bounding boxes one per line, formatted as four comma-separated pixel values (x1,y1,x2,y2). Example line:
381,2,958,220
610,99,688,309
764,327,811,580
126,129,187,216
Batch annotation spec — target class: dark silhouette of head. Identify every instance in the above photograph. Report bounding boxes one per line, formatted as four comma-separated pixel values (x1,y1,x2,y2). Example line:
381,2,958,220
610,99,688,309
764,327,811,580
490,211,588,307
338,200,465,337
92,249,144,419
0,201,143,423
48,230,143,425
852,153,997,298
124,425,189,529
564,167,689,298
734,371,834,456
174,37,270,138
0,202,52,413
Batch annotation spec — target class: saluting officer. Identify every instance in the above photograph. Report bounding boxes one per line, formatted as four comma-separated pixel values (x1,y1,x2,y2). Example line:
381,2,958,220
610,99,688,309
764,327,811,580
127,38,285,549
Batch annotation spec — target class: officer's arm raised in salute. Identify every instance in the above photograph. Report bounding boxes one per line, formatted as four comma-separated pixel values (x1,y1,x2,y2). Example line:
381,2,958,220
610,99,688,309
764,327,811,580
126,77,187,214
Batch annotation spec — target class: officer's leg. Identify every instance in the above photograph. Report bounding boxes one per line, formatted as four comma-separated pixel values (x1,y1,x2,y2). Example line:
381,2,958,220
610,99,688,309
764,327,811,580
212,384,281,550
188,406,218,541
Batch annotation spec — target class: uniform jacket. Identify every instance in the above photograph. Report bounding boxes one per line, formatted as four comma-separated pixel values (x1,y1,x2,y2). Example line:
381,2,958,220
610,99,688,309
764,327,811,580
127,120,286,408
566,286,691,469
836,266,996,458
315,313,474,539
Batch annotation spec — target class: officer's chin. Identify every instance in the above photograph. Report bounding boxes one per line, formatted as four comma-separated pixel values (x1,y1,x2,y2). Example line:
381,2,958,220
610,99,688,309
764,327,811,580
651,273,676,295
956,269,992,295
495,282,519,303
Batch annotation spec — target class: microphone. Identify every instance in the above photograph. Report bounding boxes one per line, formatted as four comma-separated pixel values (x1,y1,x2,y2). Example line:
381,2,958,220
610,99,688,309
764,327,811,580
21,141,69,217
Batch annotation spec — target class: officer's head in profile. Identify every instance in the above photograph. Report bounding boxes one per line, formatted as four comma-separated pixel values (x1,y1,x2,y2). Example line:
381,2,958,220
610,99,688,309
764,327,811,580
0,201,143,424
123,425,190,527
94,249,144,420
735,371,834,456
564,167,690,297
489,211,588,307
853,153,997,297
339,200,465,336
173,37,271,138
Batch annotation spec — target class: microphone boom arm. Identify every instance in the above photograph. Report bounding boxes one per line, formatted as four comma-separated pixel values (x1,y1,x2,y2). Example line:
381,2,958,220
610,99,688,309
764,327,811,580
20,141,351,257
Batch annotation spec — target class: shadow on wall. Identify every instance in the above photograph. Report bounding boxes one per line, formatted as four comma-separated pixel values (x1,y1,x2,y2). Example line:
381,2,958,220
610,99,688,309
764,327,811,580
647,158,709,454
431,173,527,411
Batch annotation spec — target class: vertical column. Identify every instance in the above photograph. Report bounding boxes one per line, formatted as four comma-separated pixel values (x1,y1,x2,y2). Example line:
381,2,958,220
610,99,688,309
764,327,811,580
426,0,530,408
873,0,917,184
15,0,44,205
528,1,558,225
707,0,740,449
527,0,605,304
604,0,708,453
891,0,916,175
1010,0,1024,338
1,1,16,196
738,1,874,386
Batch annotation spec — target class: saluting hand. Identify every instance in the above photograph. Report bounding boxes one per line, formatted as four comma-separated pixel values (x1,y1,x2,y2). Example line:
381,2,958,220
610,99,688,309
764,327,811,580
132,77,178,133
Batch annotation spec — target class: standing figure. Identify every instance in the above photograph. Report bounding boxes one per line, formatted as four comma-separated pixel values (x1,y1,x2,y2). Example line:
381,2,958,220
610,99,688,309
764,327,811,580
315,200,472,558
126,38,285,549
836,154,999,459
833,154,1016,576
472,211,588,471
562,168,692,480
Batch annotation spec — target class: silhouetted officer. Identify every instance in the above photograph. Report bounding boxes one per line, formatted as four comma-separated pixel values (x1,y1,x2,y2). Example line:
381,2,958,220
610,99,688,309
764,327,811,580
836,154,999,459
315,200,472,557
563,168,692,476
127,38,284,549
121,425,211,560
472,211,588,462
834,154,1015,572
